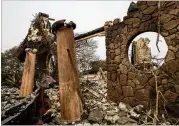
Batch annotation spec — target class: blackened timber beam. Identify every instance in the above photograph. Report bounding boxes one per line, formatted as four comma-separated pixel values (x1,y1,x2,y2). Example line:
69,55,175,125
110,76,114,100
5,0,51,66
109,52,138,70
74,26,104,41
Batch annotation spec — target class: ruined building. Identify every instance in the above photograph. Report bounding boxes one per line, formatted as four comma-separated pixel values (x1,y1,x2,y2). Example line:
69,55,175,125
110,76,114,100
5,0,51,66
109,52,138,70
132,37,152,71
105,1,179,110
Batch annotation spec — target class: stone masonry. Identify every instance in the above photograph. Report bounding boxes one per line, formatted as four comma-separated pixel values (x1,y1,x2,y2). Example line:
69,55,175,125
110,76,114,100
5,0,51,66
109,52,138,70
105,1,179,109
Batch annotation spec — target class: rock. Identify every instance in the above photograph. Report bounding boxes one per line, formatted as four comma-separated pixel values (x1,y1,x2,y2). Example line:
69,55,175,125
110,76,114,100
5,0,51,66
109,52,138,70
129,109,140,119
113,18,121,25
116,117,130,125
126,117,138,123
165,50,175,62
120,74,127,85
115,48,120,55
143,6,157,14
110,53,115,60
114,56,122,64
165,34,176,43
139,75,148,85
141,15,151,22
88,109,103,123
149,77,155,87
128,72,136,80
161,31,169,37
119,65,128,74
174,85,179,94
127,80,135,88
166,1,175,7
104,115,113,123
132,78,140,85
118,102,130,112
124,18,133,25
160,14,174,24
162,79,168,85
106,110,118,116
169,28,177,34
167,60,179,73
133,104,144,113
111,115,120,124
135,89,145,100
163,20,179,30
109,43,114,50
118,111,127,117
164,90,178,102
107,72,111,80
140,4,148,11
133,18,140,27
121,26,127,34
169,9,179,15
111,72,117,81
177,25,179,30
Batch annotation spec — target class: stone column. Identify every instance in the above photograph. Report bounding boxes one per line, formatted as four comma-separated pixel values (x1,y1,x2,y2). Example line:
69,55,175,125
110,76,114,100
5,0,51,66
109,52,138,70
19,48,37,97
52,20,83,122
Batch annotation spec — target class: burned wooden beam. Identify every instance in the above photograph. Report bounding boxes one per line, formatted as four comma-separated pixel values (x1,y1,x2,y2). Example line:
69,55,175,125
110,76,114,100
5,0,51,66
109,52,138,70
19,48,37,97
74,26,104,41
52,20,83,122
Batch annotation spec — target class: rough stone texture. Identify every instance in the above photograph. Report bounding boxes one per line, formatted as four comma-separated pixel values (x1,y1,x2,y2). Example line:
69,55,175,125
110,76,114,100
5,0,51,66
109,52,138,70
88,109,104,122
122,86,134,97
114,56,122,64
115,48,120,55
113,18,121,25
106,1,179,109
127,80,135,88
165,50,175,62
111,72,117,82
120,74,127,86
163,20,179,30
160,14,174,24
143,6,157,15
164,90,178,102
119,64,128,75
128,72,136,80
169,9,179,15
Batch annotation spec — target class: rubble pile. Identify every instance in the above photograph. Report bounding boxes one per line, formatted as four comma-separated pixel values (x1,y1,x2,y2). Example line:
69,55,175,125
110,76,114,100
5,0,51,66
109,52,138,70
44,75,155,125
1,86,35,111
80,75,139,125
1,86,36,120
1,74,178,125
44,86,61,125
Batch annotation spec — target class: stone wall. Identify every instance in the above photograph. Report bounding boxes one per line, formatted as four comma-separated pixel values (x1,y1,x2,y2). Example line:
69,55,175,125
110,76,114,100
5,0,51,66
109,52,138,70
105,1,179,109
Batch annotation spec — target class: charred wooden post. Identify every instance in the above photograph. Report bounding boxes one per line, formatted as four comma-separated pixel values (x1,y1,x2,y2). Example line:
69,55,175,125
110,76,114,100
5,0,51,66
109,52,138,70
16,12,55,97
20,48,37,97
52,20,83,122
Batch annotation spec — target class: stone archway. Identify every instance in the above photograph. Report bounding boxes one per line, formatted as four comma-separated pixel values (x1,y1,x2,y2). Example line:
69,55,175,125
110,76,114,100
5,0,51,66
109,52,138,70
105,1,179,109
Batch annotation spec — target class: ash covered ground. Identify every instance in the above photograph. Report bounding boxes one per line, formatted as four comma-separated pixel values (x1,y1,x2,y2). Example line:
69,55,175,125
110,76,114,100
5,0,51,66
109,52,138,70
1,74,178,125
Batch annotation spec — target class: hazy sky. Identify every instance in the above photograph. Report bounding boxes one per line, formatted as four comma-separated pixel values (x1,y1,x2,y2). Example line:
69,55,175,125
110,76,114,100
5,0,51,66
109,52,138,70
2,1,167,61
2,1,131,59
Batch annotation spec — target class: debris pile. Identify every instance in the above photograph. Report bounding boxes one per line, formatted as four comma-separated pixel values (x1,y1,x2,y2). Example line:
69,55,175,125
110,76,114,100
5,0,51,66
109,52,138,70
1,86,35,111
2,74,178,125
43,75,148,125
1,86,36,121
